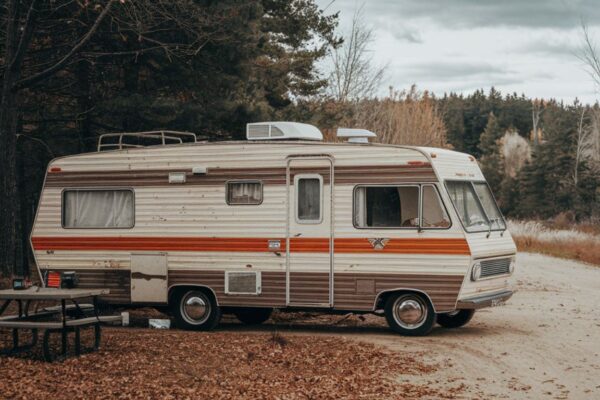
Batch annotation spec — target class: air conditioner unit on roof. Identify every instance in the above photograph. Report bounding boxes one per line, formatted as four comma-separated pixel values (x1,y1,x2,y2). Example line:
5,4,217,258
337,128,377,143
246,122,323,141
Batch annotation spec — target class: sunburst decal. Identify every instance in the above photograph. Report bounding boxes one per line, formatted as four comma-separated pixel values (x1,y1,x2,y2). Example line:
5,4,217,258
368,238,389,250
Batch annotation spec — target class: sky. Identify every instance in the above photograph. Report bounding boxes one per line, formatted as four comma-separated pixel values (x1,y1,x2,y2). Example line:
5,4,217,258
316,0,600,104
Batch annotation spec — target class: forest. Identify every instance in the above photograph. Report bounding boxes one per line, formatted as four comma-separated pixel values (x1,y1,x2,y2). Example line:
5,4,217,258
1,0,599,275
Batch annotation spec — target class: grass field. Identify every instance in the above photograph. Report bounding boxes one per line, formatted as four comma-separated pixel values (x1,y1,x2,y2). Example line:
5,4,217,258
509,220,600,266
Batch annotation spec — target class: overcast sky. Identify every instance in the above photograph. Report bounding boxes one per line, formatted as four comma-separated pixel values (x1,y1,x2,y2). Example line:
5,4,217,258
317,0,600,104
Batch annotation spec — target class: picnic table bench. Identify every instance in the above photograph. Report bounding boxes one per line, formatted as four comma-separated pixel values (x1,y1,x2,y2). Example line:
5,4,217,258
0,287,122,361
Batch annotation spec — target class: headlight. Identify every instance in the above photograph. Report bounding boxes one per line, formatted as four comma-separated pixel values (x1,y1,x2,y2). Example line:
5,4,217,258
509,258,516,274
471,262,481,281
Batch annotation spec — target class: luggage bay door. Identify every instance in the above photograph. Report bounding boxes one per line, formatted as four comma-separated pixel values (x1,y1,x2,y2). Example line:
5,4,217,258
130,252,168,303
286,156,334,307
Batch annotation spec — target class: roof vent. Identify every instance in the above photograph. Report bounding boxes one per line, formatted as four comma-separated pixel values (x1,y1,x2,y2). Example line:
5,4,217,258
246,122,323,141
337,128,377,143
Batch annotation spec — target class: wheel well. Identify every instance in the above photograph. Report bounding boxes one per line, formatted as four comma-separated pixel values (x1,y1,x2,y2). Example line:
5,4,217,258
375,289,435,312
168,285,218,307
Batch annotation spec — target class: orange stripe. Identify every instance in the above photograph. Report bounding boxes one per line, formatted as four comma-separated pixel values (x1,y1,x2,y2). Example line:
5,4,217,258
31,236,470,255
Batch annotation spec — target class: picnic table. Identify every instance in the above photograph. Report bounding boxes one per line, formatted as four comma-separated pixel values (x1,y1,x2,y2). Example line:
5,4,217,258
0,287,122,361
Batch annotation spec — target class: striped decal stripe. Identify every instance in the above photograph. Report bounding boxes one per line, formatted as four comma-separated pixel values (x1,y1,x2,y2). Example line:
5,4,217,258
31,236,470,255
44,164,436,187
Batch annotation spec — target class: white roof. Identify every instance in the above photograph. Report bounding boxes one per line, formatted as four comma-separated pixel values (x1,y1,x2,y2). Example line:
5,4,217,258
246,122,323,141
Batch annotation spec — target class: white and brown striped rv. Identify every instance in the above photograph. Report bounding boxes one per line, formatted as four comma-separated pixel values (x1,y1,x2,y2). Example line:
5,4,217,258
30,122,516,336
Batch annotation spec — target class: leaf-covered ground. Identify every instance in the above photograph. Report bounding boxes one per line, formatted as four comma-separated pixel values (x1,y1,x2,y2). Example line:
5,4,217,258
0,325,464,399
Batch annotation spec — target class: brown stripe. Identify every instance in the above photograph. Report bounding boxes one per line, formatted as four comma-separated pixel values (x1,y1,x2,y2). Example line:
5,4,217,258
168,270,463,311
39,268,463,311
45,164,436,187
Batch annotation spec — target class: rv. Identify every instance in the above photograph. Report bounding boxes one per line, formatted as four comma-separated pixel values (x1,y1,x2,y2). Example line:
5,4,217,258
30,122,515,336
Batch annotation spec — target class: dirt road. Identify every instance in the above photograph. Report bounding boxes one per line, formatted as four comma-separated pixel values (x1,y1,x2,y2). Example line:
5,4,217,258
223,252,600,399
363,252,600,399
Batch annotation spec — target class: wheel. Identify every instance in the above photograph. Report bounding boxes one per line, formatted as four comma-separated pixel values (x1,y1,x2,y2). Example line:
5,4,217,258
172,289,221,331
384,292,435,336
437,309,475,328
233,308,272,325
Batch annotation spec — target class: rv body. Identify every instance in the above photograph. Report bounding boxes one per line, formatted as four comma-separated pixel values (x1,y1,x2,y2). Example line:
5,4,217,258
31,124,515,335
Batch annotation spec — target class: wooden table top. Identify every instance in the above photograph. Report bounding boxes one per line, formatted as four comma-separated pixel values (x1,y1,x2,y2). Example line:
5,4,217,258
0,287,110,300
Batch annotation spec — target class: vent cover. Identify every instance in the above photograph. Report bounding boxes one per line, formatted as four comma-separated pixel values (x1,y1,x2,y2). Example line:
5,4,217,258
225,271,262,295
246,122,323,141
480,258,511,278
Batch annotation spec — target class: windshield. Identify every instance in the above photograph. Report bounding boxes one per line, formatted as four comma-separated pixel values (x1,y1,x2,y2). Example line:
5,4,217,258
445,181,506,233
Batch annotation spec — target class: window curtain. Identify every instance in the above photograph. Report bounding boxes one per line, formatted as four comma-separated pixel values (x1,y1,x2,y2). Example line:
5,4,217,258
229,182,262,204
64,190,134,228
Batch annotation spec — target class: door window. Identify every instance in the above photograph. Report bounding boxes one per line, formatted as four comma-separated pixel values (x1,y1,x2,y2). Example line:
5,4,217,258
296,175,322,223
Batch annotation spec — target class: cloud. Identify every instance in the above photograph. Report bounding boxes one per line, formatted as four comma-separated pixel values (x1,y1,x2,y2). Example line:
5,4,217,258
400,61,512,81
392,27,422,43
368,0,599,29
515,39,580,58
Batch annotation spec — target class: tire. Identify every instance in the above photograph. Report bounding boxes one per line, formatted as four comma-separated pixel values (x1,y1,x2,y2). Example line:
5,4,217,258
384,292,435,336
233,308,272,325
172,289,221,331
437,309,475,329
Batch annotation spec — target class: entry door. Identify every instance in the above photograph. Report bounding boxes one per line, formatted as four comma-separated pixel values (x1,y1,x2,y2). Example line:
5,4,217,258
286,157,334,307
131,252,168,303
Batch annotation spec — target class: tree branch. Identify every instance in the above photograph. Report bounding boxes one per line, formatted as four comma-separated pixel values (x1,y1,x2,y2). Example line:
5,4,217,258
9,0,38,73
14,0,116,90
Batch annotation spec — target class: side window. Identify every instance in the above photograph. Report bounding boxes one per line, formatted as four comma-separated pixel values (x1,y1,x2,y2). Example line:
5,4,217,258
421,185,451,228
62,189,134,228
296,175,322,223
354,186,419,228
226,181,263,205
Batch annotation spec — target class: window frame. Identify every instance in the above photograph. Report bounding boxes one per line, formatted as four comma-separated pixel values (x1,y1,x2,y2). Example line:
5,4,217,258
294,173,324,224
443,179,506,233
225,180,264,206
352,183,452,230
61,187,135,229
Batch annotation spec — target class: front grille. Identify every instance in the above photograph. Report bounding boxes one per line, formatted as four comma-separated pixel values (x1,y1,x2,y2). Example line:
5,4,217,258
480,258,511,278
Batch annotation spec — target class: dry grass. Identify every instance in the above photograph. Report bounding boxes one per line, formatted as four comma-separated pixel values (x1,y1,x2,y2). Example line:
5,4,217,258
509,220,600,266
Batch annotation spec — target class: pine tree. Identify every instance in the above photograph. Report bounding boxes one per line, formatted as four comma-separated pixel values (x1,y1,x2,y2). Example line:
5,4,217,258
478,112,504,193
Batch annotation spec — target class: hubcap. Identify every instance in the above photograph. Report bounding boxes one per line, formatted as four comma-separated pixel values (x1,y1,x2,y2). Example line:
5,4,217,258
393,296,427,329
181,292,210,325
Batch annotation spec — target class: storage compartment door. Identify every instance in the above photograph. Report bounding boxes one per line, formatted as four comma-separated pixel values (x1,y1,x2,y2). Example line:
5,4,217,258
130,252,168,303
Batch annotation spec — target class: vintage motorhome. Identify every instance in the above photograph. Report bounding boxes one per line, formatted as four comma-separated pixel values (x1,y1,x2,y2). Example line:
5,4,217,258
30,122,515,336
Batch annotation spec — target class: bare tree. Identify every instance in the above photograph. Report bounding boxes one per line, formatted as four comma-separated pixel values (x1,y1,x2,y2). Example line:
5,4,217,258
573,106,587,186
501,129,531,178
531,99,543,145
579,23,600,90
327,7,386,101
324,86,447,147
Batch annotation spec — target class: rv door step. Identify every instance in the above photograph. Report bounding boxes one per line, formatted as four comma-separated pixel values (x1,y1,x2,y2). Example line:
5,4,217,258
456,290,513,309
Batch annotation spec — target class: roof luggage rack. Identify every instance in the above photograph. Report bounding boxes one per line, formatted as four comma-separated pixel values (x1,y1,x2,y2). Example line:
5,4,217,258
97,130,197,152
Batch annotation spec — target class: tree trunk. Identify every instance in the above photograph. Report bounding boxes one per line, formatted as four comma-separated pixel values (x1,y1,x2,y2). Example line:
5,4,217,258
0,83,23,277
0,0,22,276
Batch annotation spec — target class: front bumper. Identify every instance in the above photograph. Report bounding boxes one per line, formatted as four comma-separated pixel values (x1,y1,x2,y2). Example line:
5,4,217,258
456,290,514,309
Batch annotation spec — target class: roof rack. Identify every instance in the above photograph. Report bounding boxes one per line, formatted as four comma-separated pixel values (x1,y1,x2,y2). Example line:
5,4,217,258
97,130,197,152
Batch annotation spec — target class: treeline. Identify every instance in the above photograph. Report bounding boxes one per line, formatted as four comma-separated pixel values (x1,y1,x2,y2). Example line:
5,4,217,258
438,90,600,220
